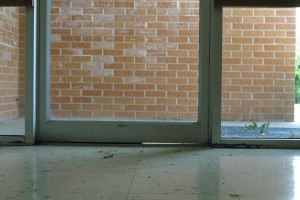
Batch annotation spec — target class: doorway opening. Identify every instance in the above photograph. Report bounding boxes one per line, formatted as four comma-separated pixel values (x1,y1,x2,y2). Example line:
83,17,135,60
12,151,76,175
221,7,300,139
0,7,26,136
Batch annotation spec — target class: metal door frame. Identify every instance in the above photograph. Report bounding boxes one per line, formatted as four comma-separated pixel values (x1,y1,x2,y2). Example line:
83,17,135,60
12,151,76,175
37,0,212,144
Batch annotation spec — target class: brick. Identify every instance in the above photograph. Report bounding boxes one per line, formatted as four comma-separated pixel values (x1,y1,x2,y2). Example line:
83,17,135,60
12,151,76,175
114,70,134,76
94,97,113,103
168,37,188,43
231,93,251,99
232,52,253,58
241,100,263,107
125,91,145,97
242,58,263,65
222,100,241,106
82,90,102,96
223,58,241,65
114,84,134,90
253,93,274,99
136,112,156,119
231,106,251,113
167,91,187,98
242,86,262,92
103,77,123,83
156,85,177,91
125,105,145,111
103,91,123,97
147,105,166,111
254,24,274,29
275,93,295,99
244,17,265,23
264,72,284,79
231,79,252,85
114,43,133,49
177,71,197,78
276,10,296,16
157,57,177,63
223,86,241,92
264,45,284,51
115,112,135,118
253,79,273,85
157,98,176,105
233,10,253,16
72,97,92,103
114,97,134,104
264,86,284,92
82,104,102,110
51,97,71,103
254,38,274,44
243,31,264,37
61,90,81,96
253,52,274,58
135,84,155,90
135,98,155,104
147,50,167,56
103,104,123,111
71,70,91,76
264,59,284,65
242,72,263,78
255,10,275,16
167,78,187,84
223,30,242,37
168,106,187,112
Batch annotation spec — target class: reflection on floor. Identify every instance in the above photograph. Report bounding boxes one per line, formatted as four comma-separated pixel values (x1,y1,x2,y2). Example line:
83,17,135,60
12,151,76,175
0,117,25,136
0,145,299,200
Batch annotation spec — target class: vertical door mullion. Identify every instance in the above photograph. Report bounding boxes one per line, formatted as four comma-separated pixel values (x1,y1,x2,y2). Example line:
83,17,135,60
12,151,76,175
39,0,51,129
24,0,38,144
199,0,212,144
210,1,223,144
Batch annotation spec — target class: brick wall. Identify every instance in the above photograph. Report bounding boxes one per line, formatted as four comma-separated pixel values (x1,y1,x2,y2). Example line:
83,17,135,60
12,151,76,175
222,7,296,122
0,7,25,121
49,2,296,122
50,0,200,121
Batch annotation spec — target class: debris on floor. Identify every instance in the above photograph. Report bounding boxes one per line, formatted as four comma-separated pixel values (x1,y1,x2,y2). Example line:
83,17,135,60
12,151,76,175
104,153,114,159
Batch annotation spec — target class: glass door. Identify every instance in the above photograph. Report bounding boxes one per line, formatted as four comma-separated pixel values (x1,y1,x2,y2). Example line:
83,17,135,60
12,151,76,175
38,0,208,143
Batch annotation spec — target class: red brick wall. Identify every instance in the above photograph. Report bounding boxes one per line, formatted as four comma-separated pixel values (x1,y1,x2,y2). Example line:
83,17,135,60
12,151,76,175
50,0,200,121
222,8,296,121
0,7,25,121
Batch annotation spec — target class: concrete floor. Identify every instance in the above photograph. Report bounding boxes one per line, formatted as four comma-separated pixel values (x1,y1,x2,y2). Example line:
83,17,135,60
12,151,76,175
0,117,25,136
0,145,299,200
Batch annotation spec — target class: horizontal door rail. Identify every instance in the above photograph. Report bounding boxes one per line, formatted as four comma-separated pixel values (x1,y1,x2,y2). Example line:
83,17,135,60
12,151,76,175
215,0,300,7
0,0,33,7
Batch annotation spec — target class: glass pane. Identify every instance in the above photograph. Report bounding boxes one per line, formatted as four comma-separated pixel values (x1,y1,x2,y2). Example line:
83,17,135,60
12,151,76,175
50,0,199,121
0,7,25,135
221,7,300,139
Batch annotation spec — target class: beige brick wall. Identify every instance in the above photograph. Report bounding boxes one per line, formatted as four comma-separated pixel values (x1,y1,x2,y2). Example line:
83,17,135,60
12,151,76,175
50,0,199,121
0,7,25,121
222,7,296,121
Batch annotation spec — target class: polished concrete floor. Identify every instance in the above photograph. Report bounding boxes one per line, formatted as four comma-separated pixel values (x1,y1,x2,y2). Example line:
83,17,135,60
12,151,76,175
0,145,299,200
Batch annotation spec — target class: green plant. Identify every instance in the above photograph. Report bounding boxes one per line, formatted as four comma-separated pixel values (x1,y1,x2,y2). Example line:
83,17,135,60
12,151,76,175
242,121,270,134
